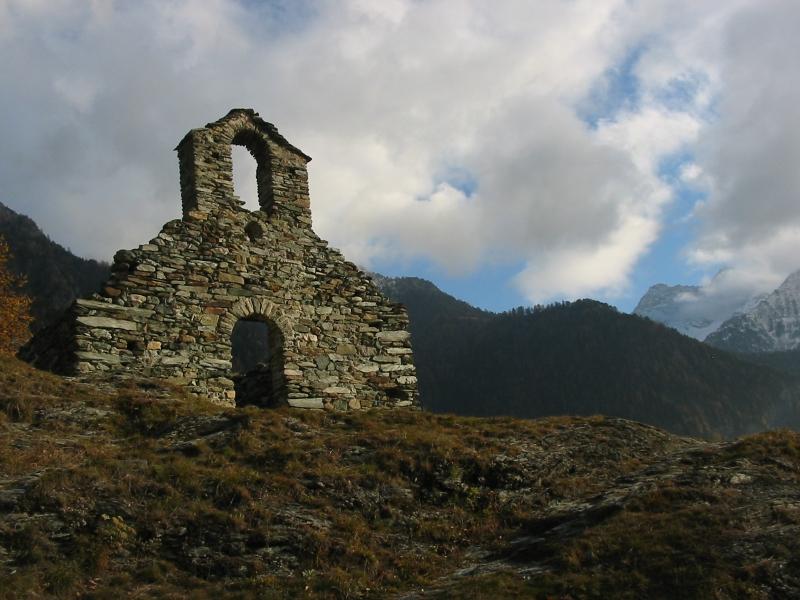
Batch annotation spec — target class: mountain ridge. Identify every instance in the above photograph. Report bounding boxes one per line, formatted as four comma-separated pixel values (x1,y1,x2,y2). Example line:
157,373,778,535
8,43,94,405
0,201,109,330
373,275,800,439
632,271,768,340
633,282,713,339
706,269,800,353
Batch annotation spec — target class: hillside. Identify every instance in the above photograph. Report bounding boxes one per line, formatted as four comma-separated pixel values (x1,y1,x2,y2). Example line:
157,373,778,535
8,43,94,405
2,356,800,598
376,277,800,439
0,202,109,330
738,348,800,379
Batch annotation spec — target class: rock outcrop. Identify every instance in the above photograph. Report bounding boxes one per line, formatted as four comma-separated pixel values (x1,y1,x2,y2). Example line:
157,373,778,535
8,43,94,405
21,109,418,410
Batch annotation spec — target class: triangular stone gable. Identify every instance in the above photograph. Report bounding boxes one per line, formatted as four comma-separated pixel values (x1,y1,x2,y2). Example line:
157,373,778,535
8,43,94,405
23,109,419,410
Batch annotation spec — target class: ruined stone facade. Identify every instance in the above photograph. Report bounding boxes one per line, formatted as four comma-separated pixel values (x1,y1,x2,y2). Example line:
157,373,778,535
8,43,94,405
23,109,419,410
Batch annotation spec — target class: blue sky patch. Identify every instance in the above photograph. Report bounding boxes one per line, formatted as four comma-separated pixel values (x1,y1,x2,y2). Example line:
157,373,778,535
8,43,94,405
580,44,646,128
618,151,711,311
435,164,478,197
371,256,529,313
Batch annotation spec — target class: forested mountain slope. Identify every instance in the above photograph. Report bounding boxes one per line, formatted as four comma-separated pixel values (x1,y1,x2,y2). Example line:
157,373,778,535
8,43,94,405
738,348,800,379
0,202,109,330
377,277,800,439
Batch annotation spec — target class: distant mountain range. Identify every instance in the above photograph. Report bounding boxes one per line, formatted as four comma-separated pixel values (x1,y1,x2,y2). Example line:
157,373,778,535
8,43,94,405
633,271,766,340
635,269,800,355
706,271,800,353
633,282,719,339
4,203,800,439
373,276,800,439
0,202,109,330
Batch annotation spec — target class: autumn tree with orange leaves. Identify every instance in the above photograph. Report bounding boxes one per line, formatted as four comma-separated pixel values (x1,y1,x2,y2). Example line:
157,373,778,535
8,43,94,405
0,235,32,354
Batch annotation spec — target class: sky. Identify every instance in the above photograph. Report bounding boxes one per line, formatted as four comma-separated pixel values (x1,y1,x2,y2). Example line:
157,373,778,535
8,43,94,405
1,0,799,314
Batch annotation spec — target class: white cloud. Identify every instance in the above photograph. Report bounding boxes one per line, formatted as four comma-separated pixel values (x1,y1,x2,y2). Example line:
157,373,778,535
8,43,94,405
514,214,661,302
595,107,701,175
53,75,100,113
0,0,798,305
680,163,702,184
690,0,800,283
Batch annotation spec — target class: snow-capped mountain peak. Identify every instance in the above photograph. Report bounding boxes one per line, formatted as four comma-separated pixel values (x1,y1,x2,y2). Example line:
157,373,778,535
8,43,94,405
632,270,762,340
705,269,800,353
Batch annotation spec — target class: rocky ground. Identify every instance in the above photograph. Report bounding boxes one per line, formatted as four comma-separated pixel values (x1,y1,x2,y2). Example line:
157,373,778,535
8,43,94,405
1,356,799,599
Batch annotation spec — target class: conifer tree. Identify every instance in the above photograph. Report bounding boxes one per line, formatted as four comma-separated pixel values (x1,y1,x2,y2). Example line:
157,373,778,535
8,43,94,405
0,235,32,354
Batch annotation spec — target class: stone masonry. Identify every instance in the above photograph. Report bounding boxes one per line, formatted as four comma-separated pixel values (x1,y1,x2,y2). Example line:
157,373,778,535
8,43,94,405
22,109,419,410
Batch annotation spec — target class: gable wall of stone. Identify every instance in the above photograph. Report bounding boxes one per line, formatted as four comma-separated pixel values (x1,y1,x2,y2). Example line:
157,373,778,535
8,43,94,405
23,110,419,410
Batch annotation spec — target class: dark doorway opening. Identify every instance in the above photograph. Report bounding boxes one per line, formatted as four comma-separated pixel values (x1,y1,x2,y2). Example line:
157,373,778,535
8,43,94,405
231,318,285,407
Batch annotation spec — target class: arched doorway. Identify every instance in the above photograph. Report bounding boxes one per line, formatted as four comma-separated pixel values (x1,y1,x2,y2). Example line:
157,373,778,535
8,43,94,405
230,316,286,407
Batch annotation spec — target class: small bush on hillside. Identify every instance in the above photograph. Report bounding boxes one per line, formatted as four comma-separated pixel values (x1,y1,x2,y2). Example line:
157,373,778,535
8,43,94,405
0,234,32,354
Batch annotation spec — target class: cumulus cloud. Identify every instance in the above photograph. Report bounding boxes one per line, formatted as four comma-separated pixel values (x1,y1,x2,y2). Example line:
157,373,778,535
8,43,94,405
689,0,800,291
0,0,797,305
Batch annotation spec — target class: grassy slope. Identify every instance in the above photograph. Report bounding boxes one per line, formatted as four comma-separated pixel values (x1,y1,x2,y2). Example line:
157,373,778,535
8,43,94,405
1,357,800,599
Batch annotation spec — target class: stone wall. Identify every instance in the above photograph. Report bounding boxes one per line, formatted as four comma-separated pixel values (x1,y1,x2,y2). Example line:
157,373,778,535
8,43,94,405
22,109,419,410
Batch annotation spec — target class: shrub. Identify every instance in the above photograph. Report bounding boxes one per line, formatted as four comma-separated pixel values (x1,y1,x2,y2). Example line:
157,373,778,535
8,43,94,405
0,235,32,354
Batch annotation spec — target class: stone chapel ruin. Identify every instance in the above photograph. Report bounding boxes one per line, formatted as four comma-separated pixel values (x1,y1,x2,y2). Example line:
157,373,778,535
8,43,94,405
23,109,419,410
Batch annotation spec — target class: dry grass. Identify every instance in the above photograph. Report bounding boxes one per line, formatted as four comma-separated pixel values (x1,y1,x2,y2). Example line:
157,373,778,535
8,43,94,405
1,357,798,598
